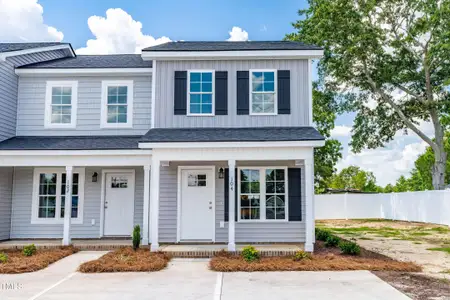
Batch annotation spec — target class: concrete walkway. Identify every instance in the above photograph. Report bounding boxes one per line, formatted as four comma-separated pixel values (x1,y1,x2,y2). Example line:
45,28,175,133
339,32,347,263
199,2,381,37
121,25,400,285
0,254,411,300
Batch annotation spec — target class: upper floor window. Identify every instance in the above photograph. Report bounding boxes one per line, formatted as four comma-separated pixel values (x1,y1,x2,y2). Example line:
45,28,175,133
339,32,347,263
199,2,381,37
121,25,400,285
45,81,78,128
188,70,214,116
101,80,134,128
250,70,277,115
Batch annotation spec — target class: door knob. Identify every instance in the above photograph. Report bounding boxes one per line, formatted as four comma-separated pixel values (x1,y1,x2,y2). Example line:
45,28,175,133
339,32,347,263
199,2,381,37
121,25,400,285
209,206,212,209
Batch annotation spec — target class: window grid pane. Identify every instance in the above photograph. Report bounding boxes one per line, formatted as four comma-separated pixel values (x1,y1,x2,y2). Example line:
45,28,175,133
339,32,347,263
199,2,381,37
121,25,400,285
240,169,261,220
51,86,72,124
38,173,57,218
61,173,80,218
265,169,286,220
189,72,213,114
107,86,128,123
251,71,275,114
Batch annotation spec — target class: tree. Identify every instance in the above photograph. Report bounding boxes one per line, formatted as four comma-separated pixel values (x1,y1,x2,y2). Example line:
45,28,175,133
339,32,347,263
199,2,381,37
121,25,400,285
312,84,343,193
329,166,380,192
287,0,450,189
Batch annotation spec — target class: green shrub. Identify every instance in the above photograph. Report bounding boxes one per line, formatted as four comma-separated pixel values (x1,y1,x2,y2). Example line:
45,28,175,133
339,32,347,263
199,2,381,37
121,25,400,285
316,228,332,241
325,235,341,248
0,252,8,263
241,246,260,262
132,225,141,251
339,241,361,255
23,244,37,257
292,250,311,261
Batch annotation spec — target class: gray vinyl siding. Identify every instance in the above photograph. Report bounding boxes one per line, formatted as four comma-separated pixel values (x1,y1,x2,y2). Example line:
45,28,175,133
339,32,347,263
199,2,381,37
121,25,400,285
0,168,13,240
158,160,306,243
155,60,310,128
0,49,68,142
16,75,152,136
9,167,144,239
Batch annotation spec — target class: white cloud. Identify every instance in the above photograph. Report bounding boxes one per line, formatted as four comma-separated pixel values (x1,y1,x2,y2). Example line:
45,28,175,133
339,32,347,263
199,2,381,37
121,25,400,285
331,125,352,138
76,8,171,54
227,26,249,41
0,0,63,42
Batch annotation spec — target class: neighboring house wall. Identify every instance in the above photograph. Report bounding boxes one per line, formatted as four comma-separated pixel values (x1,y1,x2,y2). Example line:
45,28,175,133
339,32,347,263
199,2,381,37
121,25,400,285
0,168,13,240
155,59,310,128
10,167,144,239
0,49,69,142
159,160,306,243
16,75,152,136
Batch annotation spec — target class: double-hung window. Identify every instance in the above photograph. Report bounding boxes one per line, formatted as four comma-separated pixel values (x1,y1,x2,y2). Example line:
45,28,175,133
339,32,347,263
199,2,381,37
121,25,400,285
238,167,288,221
250,70,277,115
32,168,85,224
45,81,78,128
188,70,214,115
101,80,134,128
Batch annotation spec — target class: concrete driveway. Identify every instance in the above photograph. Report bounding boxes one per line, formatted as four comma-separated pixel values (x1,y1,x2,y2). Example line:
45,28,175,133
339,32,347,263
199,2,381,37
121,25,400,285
0,252,410,300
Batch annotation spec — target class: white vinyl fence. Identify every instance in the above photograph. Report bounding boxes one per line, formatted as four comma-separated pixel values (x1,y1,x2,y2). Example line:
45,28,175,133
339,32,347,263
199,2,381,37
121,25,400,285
315,190,450,226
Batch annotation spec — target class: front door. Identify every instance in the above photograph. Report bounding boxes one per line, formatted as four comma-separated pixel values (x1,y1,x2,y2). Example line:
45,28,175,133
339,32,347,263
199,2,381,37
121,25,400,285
104,172,135,236
180,168,214,241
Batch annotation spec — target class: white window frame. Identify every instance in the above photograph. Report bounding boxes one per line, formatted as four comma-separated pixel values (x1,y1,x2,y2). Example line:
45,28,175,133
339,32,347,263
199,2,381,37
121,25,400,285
44,81,78,128
237,166,288,222
101,80,134,128
187,70,215,116
249,69,278,116
31,167,85,225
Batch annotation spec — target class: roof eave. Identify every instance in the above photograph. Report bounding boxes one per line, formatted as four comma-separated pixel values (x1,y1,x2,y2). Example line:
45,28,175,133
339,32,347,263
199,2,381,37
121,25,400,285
0,44,75,62
139,140,325,149
15,67,152,76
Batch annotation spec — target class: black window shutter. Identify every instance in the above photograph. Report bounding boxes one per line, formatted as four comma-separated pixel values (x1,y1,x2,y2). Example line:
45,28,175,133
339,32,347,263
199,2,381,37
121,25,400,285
277,70,291,114
288,168,302,221
215,71,228,115
223,168,238,222
236,71,249,115
174,71,187,115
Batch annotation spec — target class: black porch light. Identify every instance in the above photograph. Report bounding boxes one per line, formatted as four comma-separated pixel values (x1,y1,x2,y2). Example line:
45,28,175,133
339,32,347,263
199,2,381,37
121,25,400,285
218,168,225,179
92,172,98,183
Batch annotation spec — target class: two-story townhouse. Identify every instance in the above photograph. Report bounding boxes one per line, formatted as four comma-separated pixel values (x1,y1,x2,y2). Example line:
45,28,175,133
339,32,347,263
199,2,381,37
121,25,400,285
0,41,324,252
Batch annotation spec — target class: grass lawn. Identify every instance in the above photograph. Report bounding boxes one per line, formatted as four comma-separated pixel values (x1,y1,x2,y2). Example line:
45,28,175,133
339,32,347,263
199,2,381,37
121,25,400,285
79,247,171,273
427,247,450,254
0,246,78,274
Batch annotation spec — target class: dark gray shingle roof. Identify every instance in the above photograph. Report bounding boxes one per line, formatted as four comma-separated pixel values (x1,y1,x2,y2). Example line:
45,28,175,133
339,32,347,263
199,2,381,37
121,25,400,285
0,42,69,53
143,41,322,52
141,127,324,143
0,136,141,150
19,55,152,69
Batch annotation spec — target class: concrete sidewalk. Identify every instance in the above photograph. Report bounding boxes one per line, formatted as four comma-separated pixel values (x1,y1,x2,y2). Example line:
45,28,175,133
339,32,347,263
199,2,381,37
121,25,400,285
0,254,410,300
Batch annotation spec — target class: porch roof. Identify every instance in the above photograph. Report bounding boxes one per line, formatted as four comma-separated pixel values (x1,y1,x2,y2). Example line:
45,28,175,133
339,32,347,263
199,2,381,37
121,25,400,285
0,136,142,150
140,127,324,143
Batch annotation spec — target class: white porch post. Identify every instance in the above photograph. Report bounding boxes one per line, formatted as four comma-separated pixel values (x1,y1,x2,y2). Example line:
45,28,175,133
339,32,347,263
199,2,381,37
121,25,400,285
62,165,73,246
304,158,315,252
228,159,236,251
142,165,151,245
150,158,160,251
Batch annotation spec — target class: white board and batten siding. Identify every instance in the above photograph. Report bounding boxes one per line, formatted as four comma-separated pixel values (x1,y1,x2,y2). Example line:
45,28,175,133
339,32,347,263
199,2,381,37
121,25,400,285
316,191,450,226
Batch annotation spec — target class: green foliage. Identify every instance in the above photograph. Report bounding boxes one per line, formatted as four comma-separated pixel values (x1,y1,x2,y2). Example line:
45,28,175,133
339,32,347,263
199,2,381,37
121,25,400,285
339,241,361,255
329,166,380,192
325,235,341,247
23,244,37,257
132,225,141,251
315,228,332,241
292,250,312,261
241,246,260,262
427,247,450,254
0,252,8,263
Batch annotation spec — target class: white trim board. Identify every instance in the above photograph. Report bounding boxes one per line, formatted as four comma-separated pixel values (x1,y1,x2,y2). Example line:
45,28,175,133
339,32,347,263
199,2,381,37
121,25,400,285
141,49,324,60
0,44,75,61
15,68,152,76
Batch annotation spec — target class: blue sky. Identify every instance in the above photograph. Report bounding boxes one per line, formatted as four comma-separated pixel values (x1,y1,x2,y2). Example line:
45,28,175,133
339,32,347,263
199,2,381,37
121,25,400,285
1,0,431,186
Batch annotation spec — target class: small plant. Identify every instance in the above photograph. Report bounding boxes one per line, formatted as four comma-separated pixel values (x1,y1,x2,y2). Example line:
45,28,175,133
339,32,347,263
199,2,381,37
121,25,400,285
241,245,260,262
292,250,311,261
316,228,332,241
0,252,8,263
23,244,37,257
339,241,361,255
132,225,141,251
325,235,341,247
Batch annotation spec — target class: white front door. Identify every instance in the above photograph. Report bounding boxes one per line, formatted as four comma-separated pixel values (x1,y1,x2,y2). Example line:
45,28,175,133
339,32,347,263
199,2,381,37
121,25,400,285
180,168,215,241
104,172,135,236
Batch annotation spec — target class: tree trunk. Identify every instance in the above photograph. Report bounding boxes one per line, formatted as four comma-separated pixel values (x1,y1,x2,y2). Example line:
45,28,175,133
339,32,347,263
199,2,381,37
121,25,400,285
432,148,447,190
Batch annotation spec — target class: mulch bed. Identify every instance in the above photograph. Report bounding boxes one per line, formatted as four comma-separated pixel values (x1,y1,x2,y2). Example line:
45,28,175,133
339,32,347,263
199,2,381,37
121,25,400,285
0,246,78,274
209,241,422,272
79,247,171,273
373,271,450,300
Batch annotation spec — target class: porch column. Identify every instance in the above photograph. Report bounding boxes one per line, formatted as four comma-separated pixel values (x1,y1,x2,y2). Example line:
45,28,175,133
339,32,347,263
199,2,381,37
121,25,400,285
304,158,314,252
142,165,151,245
228,159,236,251
150,158,160,251
62,165,73,246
